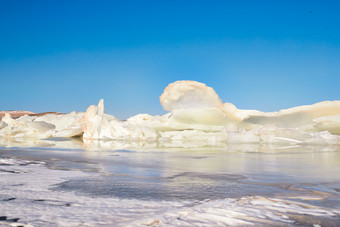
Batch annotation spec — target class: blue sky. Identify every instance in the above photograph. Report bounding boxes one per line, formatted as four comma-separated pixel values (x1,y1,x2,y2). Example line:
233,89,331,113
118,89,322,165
1,0,339,119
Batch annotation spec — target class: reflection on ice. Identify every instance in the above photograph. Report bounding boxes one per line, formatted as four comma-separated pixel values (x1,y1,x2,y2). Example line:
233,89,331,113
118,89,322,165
2,139,340,183
2,135,340,154
0,151,340,226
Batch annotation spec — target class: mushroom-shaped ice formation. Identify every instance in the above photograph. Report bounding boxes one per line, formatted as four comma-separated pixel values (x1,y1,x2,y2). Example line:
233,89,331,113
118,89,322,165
159,81,244,125
160,81,223,111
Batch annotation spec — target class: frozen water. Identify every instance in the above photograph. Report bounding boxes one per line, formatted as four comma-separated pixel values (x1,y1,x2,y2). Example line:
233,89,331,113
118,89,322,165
0,145,340,226
0,80,340,225
0,80,339,145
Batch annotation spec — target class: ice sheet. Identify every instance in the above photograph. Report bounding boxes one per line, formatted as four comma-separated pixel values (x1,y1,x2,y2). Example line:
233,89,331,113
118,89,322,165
0,153,339,226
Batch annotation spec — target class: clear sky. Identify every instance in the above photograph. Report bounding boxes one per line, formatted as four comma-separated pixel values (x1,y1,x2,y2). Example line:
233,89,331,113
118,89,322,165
1,0,339,119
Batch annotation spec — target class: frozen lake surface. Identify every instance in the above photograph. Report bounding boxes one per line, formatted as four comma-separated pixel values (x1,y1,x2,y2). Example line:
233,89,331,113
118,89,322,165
0,141,340,226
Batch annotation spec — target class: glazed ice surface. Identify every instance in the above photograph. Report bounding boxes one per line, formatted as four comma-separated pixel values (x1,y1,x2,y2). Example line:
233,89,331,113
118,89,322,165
0,145,340,226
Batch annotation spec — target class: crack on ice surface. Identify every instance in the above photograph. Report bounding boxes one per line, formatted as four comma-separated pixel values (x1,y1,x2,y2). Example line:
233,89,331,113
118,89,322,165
0,156,339,226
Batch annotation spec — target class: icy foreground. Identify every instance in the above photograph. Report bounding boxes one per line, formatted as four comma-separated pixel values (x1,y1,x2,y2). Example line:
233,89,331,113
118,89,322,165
1,80,340,146
1,157,340,226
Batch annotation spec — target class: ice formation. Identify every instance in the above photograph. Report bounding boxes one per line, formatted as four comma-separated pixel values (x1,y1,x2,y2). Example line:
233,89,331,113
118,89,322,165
0,80,340,147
